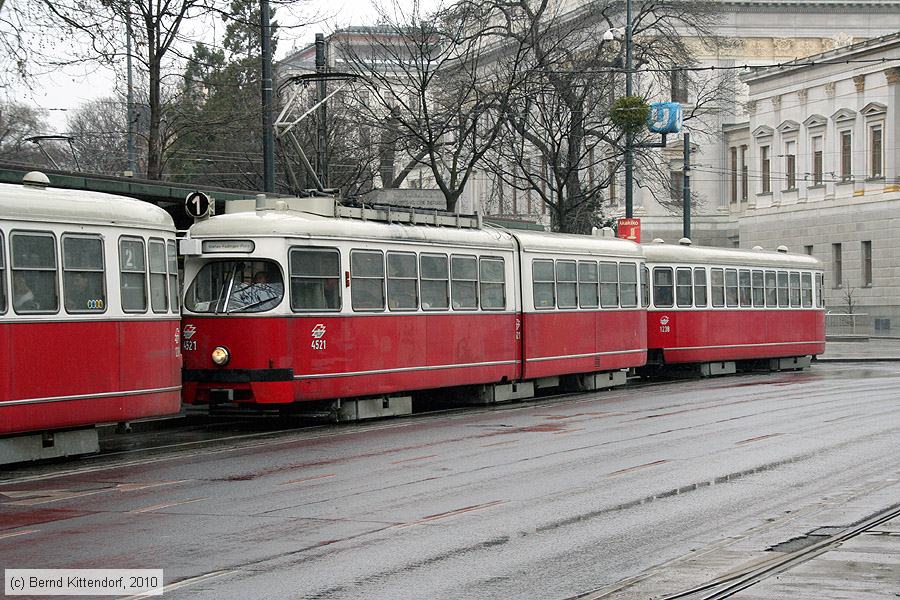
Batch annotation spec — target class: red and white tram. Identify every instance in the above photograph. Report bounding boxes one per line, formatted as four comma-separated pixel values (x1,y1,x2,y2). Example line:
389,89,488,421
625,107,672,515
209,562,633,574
180,198,645,416
0,172,182,463
642,241,825,374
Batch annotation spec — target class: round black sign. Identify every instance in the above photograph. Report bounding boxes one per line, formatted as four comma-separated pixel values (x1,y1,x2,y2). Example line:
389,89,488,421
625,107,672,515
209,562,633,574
185,191,212,218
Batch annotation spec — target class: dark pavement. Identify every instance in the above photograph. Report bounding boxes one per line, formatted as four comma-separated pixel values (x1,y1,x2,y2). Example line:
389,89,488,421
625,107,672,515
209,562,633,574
1,362,899,599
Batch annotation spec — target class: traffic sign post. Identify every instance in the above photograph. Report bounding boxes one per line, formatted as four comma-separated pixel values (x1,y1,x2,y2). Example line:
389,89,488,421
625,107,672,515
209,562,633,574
185,191,213,219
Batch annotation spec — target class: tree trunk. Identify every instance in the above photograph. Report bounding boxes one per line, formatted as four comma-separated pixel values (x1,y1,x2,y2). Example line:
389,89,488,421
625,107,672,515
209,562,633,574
562,97,585,233
145,21,162,179
379,109,398,188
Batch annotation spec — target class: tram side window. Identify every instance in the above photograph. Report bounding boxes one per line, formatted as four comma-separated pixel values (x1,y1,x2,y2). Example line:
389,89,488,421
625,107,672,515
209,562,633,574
675,268,692,308
62,235,106,313
789,272,801,307
578,261,599,308
556,261,577,308
801,272,813,308
167,241,180,312
765,271,777,307
652,267,674,308
0,232,6,314
600,262,618,308
725,269,739,307
480,257,506,310
693,268,707,307
119,238,147,312
815,273,825,308
451,255,478,310
711,268,725,307
738,269,752,307
641,266,650,308
11,232,59,314
387,252,418,311
290,248,341,311
420,254,449,310
533,259,555,309
752,270,765,307
148,240,168,313
777,271,789,307
619,263,638,308
351,250,385,311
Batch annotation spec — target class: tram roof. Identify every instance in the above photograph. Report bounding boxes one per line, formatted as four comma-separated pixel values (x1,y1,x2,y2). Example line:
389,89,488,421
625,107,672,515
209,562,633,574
188,208,518,249
641,243,822,270
510,229,644,258
188,208,645,257
0,181,175,231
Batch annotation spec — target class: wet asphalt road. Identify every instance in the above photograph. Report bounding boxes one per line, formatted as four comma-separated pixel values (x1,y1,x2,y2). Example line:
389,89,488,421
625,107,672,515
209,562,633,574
2,363,899,599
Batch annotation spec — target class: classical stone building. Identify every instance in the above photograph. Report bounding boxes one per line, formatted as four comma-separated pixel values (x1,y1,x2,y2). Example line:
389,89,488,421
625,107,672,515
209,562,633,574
724,32,899,323
470,0,900,238
278,4,900,255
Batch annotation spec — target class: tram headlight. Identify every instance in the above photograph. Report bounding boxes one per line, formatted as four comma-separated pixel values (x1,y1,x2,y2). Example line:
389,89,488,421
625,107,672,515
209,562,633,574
211,346,230,366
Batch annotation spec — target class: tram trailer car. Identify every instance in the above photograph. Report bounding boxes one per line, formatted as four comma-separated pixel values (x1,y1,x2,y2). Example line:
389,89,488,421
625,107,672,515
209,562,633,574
180,198,646,418
0,173,182,464
642,242,825,375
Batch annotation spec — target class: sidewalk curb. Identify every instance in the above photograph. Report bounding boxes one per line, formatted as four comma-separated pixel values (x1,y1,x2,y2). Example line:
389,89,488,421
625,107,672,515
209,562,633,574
816,357,900,362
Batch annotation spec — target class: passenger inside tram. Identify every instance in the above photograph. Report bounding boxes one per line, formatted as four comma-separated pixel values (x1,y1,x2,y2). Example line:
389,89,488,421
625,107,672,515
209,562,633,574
230,268,283,311
12,272,37,311
65,271,104,312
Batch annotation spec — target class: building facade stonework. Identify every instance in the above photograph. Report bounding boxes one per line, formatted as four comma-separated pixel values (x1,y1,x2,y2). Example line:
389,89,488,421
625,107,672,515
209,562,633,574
473,0,900,231
725,33,899,323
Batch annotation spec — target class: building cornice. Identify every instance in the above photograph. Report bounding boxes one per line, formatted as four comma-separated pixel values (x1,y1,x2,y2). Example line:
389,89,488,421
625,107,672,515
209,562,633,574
714,0,900,7
742,31,900,83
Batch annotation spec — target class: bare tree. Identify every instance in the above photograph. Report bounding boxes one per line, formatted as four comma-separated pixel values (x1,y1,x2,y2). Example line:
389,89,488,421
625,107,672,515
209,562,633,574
0,101,50,164
66,97,145,175
340,0,531,212
10,0,230,179
480,0,732,232
0,0,30,89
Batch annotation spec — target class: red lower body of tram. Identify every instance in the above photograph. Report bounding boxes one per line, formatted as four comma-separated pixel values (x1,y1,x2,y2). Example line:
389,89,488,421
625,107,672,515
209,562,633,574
181,310,647,405
0,320,182,435
523,310,646,379
645,309,825,364
182,314,519,404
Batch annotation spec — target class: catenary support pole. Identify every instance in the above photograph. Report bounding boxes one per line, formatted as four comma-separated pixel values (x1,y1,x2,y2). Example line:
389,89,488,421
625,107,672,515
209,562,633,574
683,132,691,239
315,33,328,188
126,0,135,175
260,0,275,192
624,0,633,218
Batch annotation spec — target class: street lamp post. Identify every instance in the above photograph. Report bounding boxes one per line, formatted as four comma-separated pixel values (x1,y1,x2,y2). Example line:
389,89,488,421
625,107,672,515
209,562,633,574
125,0,136,175
260,0,275,193
624,0,633,218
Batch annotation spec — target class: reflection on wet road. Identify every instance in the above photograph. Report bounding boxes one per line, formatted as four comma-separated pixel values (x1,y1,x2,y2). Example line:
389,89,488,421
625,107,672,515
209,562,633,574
2,362,899,599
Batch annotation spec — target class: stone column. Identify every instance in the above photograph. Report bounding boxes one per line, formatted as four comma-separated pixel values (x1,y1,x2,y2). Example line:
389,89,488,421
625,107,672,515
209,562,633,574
885,68,899,191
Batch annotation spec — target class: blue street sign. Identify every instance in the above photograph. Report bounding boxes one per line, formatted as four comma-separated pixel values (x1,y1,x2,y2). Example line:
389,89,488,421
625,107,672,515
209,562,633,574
648,102,683,134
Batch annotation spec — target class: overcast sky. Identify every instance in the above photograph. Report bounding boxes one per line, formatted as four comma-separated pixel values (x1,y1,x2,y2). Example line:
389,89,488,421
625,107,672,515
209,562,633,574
14,0,390,131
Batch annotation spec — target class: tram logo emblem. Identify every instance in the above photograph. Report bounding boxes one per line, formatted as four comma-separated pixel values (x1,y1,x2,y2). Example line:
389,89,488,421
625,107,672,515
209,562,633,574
311,324,326,339
183,324,197,340
659,315,671,334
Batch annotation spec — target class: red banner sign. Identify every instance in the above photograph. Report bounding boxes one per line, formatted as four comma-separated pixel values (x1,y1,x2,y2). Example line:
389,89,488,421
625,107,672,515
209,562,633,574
617,218,641,243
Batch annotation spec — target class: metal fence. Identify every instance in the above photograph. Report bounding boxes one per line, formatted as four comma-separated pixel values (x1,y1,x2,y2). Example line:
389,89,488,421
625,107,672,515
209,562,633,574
825,312,870,336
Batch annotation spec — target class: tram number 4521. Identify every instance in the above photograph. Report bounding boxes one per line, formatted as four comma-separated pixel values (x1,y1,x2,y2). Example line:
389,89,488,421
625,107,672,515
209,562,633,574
311,339,327,351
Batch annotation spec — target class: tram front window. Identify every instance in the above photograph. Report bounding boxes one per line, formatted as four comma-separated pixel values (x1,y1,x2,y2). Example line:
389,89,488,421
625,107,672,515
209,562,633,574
185,260,284,313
